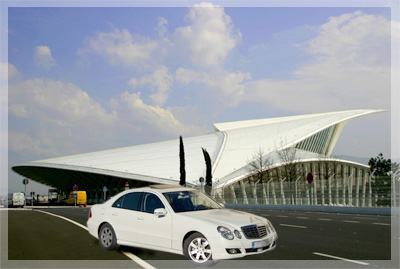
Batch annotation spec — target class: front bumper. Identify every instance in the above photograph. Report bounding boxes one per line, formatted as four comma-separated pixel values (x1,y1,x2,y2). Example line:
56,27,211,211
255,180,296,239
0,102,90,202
210,233,278,260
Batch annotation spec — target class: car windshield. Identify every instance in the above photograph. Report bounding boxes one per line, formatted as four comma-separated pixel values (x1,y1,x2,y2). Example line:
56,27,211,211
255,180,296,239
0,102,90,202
163,190,222,213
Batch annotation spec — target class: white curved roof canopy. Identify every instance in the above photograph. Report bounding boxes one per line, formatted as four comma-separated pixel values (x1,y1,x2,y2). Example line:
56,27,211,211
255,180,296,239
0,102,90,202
12,109,384,191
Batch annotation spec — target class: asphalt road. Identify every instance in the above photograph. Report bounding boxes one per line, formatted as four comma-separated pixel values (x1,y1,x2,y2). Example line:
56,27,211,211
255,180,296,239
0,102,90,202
4,206,399,268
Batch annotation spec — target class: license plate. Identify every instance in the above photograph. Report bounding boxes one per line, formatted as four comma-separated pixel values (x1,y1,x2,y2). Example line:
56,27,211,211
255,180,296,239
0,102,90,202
252,239,270,249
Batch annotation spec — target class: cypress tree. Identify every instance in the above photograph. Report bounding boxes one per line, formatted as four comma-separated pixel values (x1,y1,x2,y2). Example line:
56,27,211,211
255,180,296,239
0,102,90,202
202,148,212,186
179,136,186,186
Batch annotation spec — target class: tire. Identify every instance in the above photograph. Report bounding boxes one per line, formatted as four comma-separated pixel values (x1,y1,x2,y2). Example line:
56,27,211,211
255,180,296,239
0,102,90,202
183,232,214,266
98,223,119,251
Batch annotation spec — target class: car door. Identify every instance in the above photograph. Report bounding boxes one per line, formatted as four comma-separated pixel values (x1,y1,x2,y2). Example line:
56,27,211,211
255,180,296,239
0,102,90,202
135,192,172,249
110,192,142,244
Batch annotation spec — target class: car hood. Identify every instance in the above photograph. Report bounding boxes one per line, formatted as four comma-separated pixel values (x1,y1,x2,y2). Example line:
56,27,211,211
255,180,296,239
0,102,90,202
180,209,267,228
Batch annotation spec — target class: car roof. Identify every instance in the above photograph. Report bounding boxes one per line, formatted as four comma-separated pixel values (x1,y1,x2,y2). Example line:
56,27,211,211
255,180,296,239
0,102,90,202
130,184,195,193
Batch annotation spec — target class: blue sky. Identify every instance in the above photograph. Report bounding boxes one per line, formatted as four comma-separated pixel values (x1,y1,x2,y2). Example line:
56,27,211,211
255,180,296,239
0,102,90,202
2,1,398,194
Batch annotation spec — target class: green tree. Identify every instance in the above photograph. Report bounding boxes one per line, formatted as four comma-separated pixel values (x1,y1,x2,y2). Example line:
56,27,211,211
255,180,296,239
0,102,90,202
368,153,391,206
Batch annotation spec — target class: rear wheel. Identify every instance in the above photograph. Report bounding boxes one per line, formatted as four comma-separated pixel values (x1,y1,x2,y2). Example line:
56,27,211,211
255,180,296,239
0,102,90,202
183,232,214,266
98,223,118,251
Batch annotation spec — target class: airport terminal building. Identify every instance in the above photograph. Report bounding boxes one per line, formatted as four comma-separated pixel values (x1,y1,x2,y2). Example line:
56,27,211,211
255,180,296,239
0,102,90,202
12,109,384,206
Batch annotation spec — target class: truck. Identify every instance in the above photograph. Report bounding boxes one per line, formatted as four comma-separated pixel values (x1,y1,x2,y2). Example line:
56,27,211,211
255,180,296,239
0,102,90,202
8,192,25,207
48,189,64,204
66,191,87,207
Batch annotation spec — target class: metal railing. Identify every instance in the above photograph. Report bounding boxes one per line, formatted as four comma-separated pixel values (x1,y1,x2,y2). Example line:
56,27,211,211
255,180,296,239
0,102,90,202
212,175,399,208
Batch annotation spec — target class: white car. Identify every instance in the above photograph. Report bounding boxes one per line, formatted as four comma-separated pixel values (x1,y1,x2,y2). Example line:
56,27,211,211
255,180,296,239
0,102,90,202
87,185,277,265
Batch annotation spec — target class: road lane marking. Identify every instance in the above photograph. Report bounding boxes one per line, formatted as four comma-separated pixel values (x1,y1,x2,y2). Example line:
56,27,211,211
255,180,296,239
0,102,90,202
279,224,307,229
296,217,309,219
372,223,390,226
343,220,360,223
121,251,156,269
354,217,377,220
278,215,288,218
34,209,155,269
318,218,332,221
34,209,88,231
313,252,370,266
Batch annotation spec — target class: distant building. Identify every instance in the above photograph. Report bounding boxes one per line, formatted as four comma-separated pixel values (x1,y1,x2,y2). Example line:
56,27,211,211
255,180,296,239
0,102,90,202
12,109,384,206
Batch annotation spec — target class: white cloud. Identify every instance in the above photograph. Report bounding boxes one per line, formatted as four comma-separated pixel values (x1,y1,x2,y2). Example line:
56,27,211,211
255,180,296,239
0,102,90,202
9,132,53,157
110,91,204,137
8,79,119,156
9,79,116,124
9,104,28,118
243,11,394,113
1,62,20,82
80,28,159,70
34,46,57,69
176,67,251,107
174,2,241,67
8,77,205,159
130,66,173,106
79,3,240,70
155,17,169,38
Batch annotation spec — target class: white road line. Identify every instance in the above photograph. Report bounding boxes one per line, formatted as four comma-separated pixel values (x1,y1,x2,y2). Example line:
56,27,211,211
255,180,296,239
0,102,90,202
343,220,360,223
277,215,288,218
34,209,155,269
296,217,309,219
121,251,156,269
313,252,370,266
354,217,377,220
280,224,307,229
318,218,332,221
372,223,390,226
34,209,88,231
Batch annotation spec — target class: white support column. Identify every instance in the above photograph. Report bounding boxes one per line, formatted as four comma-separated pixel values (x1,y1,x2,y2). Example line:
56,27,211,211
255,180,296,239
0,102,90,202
328,174,334,206
348,166,354,206
250,178,258,204
355,168,360,207
342,164,346,205
229,184,238,204
295,176,301,205
261,181,267,204
335,164,339,205
269,170,278,205
312,163,318,205
320,163,325,205
240,180,249,204
303,163,310,205
369,169,376,207
280,177,286,205
362,169,367,207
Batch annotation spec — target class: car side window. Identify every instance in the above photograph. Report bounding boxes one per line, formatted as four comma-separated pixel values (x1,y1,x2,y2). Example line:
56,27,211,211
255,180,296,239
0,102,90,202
115,192,142,211
112,196,124,208
142,193,165,214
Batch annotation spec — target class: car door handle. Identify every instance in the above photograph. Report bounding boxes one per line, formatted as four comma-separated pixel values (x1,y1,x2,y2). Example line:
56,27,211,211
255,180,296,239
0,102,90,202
137,216,144,220
112,212,118,216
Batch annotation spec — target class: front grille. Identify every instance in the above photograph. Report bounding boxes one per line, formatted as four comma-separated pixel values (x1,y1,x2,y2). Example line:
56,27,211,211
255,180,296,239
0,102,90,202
241,225,268,239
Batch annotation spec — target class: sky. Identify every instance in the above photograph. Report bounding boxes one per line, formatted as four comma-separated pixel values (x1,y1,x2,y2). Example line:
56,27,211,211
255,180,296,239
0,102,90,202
1,1,399,195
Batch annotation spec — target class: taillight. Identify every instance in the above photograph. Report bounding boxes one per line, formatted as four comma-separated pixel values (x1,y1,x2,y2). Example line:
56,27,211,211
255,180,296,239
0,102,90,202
88,208,92,218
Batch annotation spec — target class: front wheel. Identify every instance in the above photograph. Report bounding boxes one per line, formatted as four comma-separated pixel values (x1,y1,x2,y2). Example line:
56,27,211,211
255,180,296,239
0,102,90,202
98,223,118,251
183,232,214,266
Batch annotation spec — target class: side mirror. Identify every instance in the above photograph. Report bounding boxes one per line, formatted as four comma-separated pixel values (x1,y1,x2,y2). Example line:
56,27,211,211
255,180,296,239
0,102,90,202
154,208,167,217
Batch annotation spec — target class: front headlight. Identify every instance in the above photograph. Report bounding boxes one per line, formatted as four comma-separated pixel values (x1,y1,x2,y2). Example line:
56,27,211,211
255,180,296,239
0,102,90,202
267,220,276,233
217,226,234,240
234,229,242,239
